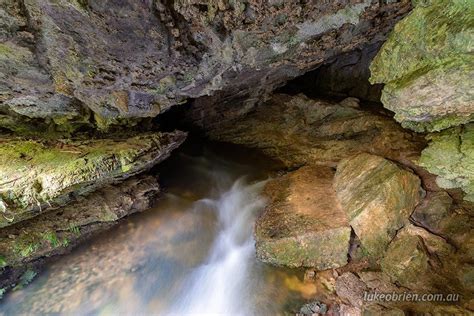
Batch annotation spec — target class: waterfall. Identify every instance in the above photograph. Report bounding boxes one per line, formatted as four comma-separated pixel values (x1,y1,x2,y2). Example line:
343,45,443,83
167,178,267,315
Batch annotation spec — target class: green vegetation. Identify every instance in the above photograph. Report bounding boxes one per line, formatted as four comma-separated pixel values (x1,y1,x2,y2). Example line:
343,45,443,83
14,269,37,290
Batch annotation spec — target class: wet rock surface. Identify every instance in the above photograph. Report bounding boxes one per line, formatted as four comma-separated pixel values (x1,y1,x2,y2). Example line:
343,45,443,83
205,93,424,168
334,153,422,259
0,175,160,294
0,131,186,227
255,166,351,269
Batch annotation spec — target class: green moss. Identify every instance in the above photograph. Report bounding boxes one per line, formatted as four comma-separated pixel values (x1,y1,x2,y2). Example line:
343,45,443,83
370,0,473,85
14,241,39,258
14,269,37,290
0,133,172,227
419,123,474,201
42,231,60,248
0,255,7,268
68,224,80,235
369,0,474,131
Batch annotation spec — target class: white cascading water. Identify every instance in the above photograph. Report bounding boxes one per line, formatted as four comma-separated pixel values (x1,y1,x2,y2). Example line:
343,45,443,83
167,177,266,316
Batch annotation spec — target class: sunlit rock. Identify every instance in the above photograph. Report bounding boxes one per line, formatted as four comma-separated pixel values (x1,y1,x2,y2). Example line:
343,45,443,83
255,166,351,270
334,153,422,259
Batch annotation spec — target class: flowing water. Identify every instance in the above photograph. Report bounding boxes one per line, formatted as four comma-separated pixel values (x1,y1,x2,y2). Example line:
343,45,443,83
0,141,316,315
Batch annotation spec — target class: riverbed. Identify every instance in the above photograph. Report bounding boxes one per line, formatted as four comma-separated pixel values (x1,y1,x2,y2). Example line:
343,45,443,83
0,141,316,315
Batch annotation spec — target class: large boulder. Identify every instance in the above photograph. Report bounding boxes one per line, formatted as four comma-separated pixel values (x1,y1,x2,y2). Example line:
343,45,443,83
380,224,455,292
370,0,474,132
0,0,412,133
334,153,422,259
0,175,160,293
0,131,186,227
255,166,351,270
419,123,474,202
205,94,424,168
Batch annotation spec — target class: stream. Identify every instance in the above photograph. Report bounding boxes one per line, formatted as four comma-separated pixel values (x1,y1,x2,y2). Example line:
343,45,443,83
0,141,315,315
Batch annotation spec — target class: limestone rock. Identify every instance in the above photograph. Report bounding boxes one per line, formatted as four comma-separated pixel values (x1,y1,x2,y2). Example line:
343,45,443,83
255,166,351,269
0,175,159,293
380,224,455,291
334,153,422,259
206,94,424,168
335,272,367,308
0,0,412,132
410,191,473,248
370,0,474,132
0,131,186,227
419,123,474,202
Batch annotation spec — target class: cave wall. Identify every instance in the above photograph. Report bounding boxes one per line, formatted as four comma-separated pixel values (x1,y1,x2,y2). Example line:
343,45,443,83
280,42,383,103
0,0,412,135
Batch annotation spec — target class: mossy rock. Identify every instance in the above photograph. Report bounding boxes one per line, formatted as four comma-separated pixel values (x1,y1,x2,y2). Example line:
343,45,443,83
0,131,186,227
255,166,351,270
370,0,474,132
419,123,474,202
0,175,160,294
334,153,422,259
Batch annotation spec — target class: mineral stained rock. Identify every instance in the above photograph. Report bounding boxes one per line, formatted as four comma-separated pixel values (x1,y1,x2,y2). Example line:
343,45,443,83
370,0,474,132
419,123,474,202
0,131,186,227
334,153,422,259
255,166,351,270
0,175,160,292
0,0,412,133
206,94,424,168
380,224,455,292
410,190,474,249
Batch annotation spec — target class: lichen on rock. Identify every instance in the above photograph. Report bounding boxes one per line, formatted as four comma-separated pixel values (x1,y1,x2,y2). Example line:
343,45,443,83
334,153,422,259
370,0,474,132
0,131,186,227
419,123,474,201
0,175,160,293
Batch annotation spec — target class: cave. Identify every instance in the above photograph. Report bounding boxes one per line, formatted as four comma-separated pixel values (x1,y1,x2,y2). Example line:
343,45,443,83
0,0,472,315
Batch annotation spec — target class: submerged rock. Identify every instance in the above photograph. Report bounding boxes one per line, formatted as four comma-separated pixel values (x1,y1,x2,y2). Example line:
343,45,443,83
0,175,160,293
255,166,351,270
206,94,424,168
370,0,474,132
419,123,474,202
0,131,186,227
334,153,422,259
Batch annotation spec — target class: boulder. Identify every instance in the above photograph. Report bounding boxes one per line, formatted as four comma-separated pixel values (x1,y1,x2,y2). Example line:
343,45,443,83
410,191,473,248
380,224,455,292
0,175,160,293
0,131,186,227
370,0,474,132
419,123,474,202
334,153,422,259
255,166,351,270
206,94,424,168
